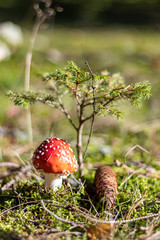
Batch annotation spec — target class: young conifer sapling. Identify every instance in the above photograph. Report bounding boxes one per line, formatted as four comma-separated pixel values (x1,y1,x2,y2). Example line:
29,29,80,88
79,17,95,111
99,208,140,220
7,61,151,176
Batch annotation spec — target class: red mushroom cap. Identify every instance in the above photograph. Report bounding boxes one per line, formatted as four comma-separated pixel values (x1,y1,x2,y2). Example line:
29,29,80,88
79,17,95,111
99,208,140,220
32,138,77,174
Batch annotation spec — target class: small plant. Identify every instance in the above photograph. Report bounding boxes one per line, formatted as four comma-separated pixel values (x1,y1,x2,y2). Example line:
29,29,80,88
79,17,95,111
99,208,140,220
7,61,151,176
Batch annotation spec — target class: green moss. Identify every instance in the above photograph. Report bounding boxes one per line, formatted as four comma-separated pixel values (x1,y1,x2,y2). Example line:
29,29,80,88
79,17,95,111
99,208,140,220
0,161,160,239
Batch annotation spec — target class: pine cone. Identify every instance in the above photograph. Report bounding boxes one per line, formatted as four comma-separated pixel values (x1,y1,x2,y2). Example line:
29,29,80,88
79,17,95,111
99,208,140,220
95,166,118,210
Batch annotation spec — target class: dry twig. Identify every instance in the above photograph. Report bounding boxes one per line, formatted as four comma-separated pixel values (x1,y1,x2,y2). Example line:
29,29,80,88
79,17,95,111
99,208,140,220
0,162,20,169
1,164,31,191
127,190,148,219
1,197,160,227
0,200,39,216
142,230,160,240
115,159,134,173
74,209,160,224
40,200,83,226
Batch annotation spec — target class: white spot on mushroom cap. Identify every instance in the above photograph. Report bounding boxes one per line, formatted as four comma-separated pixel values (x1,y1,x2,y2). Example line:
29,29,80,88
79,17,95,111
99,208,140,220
46,153,52,162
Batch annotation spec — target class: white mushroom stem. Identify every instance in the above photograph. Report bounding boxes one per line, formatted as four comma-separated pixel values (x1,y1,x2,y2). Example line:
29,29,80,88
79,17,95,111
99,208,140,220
45,173,63,191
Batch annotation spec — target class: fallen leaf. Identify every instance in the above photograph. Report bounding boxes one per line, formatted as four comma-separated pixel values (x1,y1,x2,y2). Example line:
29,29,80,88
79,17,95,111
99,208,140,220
87,223,115,240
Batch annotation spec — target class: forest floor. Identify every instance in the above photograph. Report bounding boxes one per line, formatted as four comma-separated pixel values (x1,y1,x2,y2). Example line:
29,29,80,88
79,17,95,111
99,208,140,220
1,27,160,239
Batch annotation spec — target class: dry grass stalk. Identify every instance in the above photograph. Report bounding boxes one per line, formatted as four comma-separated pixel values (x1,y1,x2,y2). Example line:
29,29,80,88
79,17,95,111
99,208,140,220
25,0,54,144
127,189,148,220
119,168,142,189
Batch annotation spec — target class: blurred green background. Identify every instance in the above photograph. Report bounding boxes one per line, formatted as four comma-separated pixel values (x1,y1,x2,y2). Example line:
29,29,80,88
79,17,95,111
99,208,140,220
0,0,160,26
0,0,160,160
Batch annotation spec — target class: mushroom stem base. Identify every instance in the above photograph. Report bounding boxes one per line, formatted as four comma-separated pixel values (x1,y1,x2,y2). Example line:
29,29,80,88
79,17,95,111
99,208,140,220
45,174,62,191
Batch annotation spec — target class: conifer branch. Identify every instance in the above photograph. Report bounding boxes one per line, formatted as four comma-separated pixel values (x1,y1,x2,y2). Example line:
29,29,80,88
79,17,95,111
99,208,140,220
49,82,78,130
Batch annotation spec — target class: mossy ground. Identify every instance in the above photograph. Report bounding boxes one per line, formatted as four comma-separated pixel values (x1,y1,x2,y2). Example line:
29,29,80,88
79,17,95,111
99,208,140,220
1,27,160,239
1,129,160,239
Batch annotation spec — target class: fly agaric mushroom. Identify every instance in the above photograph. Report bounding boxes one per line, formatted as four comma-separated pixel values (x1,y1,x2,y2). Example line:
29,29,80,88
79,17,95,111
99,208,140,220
32,137,77,191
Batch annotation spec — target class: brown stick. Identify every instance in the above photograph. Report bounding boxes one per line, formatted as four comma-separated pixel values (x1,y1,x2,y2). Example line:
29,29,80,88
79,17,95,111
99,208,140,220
115,159,134,173
71,208,160,224
1,164,31,191
0,162,20,168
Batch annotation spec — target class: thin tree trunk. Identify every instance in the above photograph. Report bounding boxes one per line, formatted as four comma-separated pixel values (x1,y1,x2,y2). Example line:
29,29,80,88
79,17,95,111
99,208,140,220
76,124,84,177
